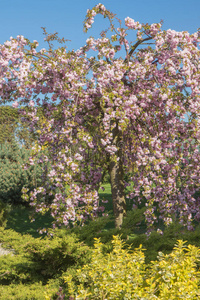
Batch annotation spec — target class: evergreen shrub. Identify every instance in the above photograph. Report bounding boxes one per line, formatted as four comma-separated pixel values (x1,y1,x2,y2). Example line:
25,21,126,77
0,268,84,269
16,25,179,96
0,141,42,205
0,283,48,300
24,228,91,281
70,216,121,247
0,200,9,228
0,228,91,285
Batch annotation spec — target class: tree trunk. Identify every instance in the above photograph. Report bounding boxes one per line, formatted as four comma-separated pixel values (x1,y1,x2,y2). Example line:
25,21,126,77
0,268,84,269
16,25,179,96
109,156,126,228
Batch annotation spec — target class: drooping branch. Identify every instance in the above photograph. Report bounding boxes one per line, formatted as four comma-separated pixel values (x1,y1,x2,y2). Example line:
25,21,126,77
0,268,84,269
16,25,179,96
124,36,153,64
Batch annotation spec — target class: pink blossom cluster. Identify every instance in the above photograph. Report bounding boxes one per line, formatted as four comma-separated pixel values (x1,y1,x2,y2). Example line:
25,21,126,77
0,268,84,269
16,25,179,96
84,4,106,32
125,17,142,30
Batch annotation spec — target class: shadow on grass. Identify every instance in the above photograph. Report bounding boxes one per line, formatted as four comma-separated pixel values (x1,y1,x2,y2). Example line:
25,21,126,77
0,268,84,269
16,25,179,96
4,184,113,238
6,205,54,238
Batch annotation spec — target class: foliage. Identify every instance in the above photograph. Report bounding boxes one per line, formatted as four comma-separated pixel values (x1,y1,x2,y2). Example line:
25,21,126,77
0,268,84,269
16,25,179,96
64,235,147,299
4,198,200,264
102,171,110,184
23,228,91,280
0,227,92,299
0,106,19,144
70,215,120,247
68,214,187,264
64,236,200,299
0,283,52,300
1,214,200,299
149,240,200,299
0,227,36,254
0,200,9,228
0,229,48,286
0,228,91,284
0,105,37,148
0,140,43,205
0,252,37,285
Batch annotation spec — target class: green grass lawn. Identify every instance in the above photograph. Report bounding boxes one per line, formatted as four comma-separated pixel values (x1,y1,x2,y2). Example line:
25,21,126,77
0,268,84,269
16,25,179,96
98,183,113,211
5,205,54,238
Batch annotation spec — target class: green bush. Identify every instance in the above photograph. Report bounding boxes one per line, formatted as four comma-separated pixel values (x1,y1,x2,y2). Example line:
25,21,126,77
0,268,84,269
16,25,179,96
0,226,200,299
0,141,42,205
69,210,191,264
64,236,200,300
70,216,121,246
0,253,36,285
0,228,36,254
149,240,200,299
0,283,48,300
0,229,45,285
0,227,92,299
69,208,175,264
0,228,91,285
0,200,9,228
24,228,91,281
0,280,61,299
0,105,19,145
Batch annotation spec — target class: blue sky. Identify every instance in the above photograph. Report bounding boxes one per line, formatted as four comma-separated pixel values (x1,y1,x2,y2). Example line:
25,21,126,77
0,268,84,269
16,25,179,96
0,0,200,51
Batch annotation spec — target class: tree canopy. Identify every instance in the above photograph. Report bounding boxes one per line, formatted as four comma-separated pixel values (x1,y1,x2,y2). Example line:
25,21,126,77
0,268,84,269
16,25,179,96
1,3,200,233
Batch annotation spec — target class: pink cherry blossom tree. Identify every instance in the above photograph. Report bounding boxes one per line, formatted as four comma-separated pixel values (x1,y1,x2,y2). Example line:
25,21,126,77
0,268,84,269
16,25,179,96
1,3,200,232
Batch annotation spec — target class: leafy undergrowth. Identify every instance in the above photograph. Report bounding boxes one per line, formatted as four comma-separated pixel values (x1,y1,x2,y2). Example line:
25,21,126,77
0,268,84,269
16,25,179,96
1,183,200,298
1,215,200,298
1,226,200,299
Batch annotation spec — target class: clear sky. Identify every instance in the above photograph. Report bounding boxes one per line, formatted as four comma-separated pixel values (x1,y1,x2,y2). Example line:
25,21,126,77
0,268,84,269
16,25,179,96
0,0,200,51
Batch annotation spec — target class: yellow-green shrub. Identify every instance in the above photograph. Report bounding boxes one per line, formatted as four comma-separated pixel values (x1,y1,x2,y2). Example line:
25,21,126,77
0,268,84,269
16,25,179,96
148,240,200,299
64,236,152,299
64,236,200,300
